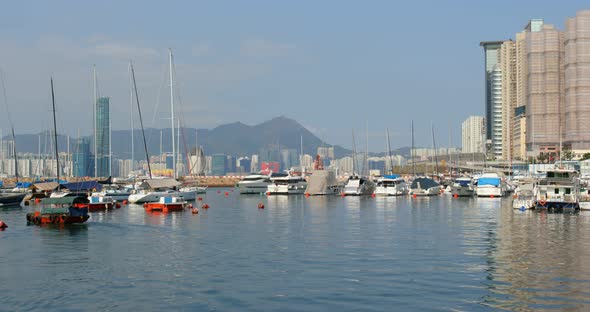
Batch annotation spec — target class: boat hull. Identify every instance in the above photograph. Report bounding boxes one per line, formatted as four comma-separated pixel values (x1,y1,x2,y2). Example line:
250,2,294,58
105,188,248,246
374,186,407,196
451,186,474,197
238,183,270,194
26,213,89,225
144,203,185,212
476,187,505,197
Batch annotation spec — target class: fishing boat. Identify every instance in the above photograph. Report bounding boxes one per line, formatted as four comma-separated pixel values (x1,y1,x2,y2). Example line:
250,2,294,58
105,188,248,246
450,177,475,197
266,171,307,195
475,173,506,197
534,169,579,211
143,196,187,213
26,196,90,225
374,175,408,196
237,173,272,194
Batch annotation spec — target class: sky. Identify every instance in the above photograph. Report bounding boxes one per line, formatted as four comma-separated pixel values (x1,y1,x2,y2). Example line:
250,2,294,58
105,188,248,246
0,0,587,151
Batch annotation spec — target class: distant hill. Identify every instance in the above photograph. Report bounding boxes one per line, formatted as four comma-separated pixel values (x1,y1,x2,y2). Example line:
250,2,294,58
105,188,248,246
7,116,354,159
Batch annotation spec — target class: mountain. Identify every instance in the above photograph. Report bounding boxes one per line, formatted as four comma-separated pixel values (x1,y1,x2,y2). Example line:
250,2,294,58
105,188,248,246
6,116,352,159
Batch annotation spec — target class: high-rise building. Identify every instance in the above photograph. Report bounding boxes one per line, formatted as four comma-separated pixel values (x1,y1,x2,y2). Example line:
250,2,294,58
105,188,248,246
526,23,564,156
513,106,527,160
500,40,517,160
462,116,485,154
211,154,226,176
72,137,91,177
565,10,590,153
95,96,111,177
480,41,505,158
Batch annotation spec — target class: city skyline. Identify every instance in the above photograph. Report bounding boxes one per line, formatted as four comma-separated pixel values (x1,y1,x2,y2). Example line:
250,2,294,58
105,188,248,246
0,1,588,152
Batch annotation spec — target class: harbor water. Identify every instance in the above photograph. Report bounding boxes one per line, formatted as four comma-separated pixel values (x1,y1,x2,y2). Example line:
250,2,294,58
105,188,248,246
2,189,590,311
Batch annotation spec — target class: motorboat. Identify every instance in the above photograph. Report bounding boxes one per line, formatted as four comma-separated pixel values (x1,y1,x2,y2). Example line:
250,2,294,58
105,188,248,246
143,196,187,213
26,196,90,225
512,178,536,210
409,177,441,196
0,192,27,206
267,172,307,195
374,174,408,196
343,175,376,196
237,173,272,194
476,173,506,197
128,178,194,203
450,177,475,197
87,195,117,211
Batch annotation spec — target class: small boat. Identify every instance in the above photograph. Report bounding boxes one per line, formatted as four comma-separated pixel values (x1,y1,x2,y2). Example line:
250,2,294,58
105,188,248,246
237,173,272,194
179,185,207,195
87,195,116,211
475,173,506,197
0,192,27,206
143,196,187,213
343,175,376,196
26,196,90,225
512,178,536,210
409,177,441,196
129,178,187,203
305,169,342,195
374,175,408,196
267,171,307,195
450,177,475,197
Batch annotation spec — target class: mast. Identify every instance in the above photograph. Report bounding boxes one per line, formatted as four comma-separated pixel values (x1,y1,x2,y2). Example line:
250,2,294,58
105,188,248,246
351,129,357,175
37,134,41,177
67,134,70,177
50,78,60,183
130,62,152,179
386,128,393,175
169,48,176,179
93,65,98,178
432,123,439,177
365,121,369,176
411,121,416,177
129,62,135,172
10,127,18,183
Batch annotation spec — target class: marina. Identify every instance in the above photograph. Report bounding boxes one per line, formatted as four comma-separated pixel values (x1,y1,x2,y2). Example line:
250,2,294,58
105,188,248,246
3,189,590,310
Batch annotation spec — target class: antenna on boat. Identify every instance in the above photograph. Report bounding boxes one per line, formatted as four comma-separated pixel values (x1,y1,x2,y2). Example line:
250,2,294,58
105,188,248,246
50,78,60,185
130,61,152,179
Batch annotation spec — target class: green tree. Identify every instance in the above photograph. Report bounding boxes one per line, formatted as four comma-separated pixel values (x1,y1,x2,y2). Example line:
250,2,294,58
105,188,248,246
581,153,590,161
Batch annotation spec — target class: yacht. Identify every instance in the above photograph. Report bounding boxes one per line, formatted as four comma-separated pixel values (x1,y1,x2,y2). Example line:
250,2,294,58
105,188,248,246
409,177,441,196
450,177,475,197
476,173,506,197
266,172,307,195
534,169,579,211
90,184,133,201
128,178,196,203
237,173,271,194
343,175,376,196
374,175,408,196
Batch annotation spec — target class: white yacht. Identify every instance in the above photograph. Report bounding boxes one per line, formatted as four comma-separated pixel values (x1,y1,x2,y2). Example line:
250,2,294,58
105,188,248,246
237,173,272,194
343,175,376,196
476,173,506,197
409,177,441,196
450,177,475,197
266,172,307,195
128,178,196,203
90,184,133,201
374,175,408,196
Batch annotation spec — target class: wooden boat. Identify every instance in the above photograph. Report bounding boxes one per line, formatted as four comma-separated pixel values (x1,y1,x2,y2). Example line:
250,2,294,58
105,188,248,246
26,196,90,225
143,196,187,213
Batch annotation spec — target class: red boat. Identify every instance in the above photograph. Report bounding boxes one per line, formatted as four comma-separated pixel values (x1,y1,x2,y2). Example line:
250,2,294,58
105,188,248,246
26,196,90,225
144,196,187,213
87,195,116,211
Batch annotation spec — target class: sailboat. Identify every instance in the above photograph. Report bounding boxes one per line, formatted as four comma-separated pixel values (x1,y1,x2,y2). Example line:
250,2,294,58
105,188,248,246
409,121,441,196
343,129,376,196
374,128,407,196
26,78,90,225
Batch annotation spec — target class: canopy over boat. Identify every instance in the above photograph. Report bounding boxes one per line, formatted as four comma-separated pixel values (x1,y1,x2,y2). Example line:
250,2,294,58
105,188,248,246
15,182,32,188
31,182,60,191
411,177,439,189
477,177,501,186
139,178,181,190
61,181,102,192
42,196,89,205
383,174,401,179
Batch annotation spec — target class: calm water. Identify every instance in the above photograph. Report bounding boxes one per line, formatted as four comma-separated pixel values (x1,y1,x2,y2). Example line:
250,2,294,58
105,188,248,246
2,190,590,311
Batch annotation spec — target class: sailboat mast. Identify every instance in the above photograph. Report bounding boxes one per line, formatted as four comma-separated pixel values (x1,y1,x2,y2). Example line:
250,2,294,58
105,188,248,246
386,128,393,175
431,124,439,177
129,62,135,172
169,48,176,179
130,62,152,179
411,121,416,176
51,78,60,183
351,129,357,175
365,122,369,176
11,127,18,183
93,65,98,177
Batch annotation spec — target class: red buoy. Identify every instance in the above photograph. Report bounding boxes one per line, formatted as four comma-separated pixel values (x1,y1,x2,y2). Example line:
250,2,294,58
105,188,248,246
122,200,128,205
34,198,41,204
412,194,417,198
187,204,193,209
224,192,229,196
258,202,265,209
197,196,203,201
202,203,210,209
266,192,271,196
192,207,199,214
371,193,376,198
0,220,7,229
340,192,346,197
305,193,310,197
115,203,121,208
490,195,495,199
453,194,458,198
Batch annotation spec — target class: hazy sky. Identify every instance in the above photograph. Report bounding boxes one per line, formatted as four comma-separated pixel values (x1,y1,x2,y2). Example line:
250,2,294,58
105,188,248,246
0,0,587,151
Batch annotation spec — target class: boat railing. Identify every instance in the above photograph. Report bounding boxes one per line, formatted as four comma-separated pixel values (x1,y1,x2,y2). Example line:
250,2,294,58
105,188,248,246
540,177,576,185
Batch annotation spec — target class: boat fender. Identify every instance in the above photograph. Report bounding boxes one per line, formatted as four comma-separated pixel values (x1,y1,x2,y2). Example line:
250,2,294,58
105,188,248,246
60,216,66,223
539,199,546,206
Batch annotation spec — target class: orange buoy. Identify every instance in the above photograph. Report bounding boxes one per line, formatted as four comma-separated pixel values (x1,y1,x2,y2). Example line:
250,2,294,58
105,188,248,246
0,220,7,229
197,196,203,201
258,202,265,209
490,195,495,199
371,193,376,198
453,194,458,198
202,203,210,209
192,207,199,214
34,198,41,204
266,192,271,196
412,194,417,198
122,200,128,205
116,203,121,208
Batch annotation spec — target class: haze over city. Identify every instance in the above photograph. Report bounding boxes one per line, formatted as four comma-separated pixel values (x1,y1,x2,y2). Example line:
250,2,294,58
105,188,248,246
0,0,587,151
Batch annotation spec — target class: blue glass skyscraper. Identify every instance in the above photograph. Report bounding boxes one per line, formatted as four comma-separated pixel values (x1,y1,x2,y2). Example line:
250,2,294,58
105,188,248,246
95,96,110,177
